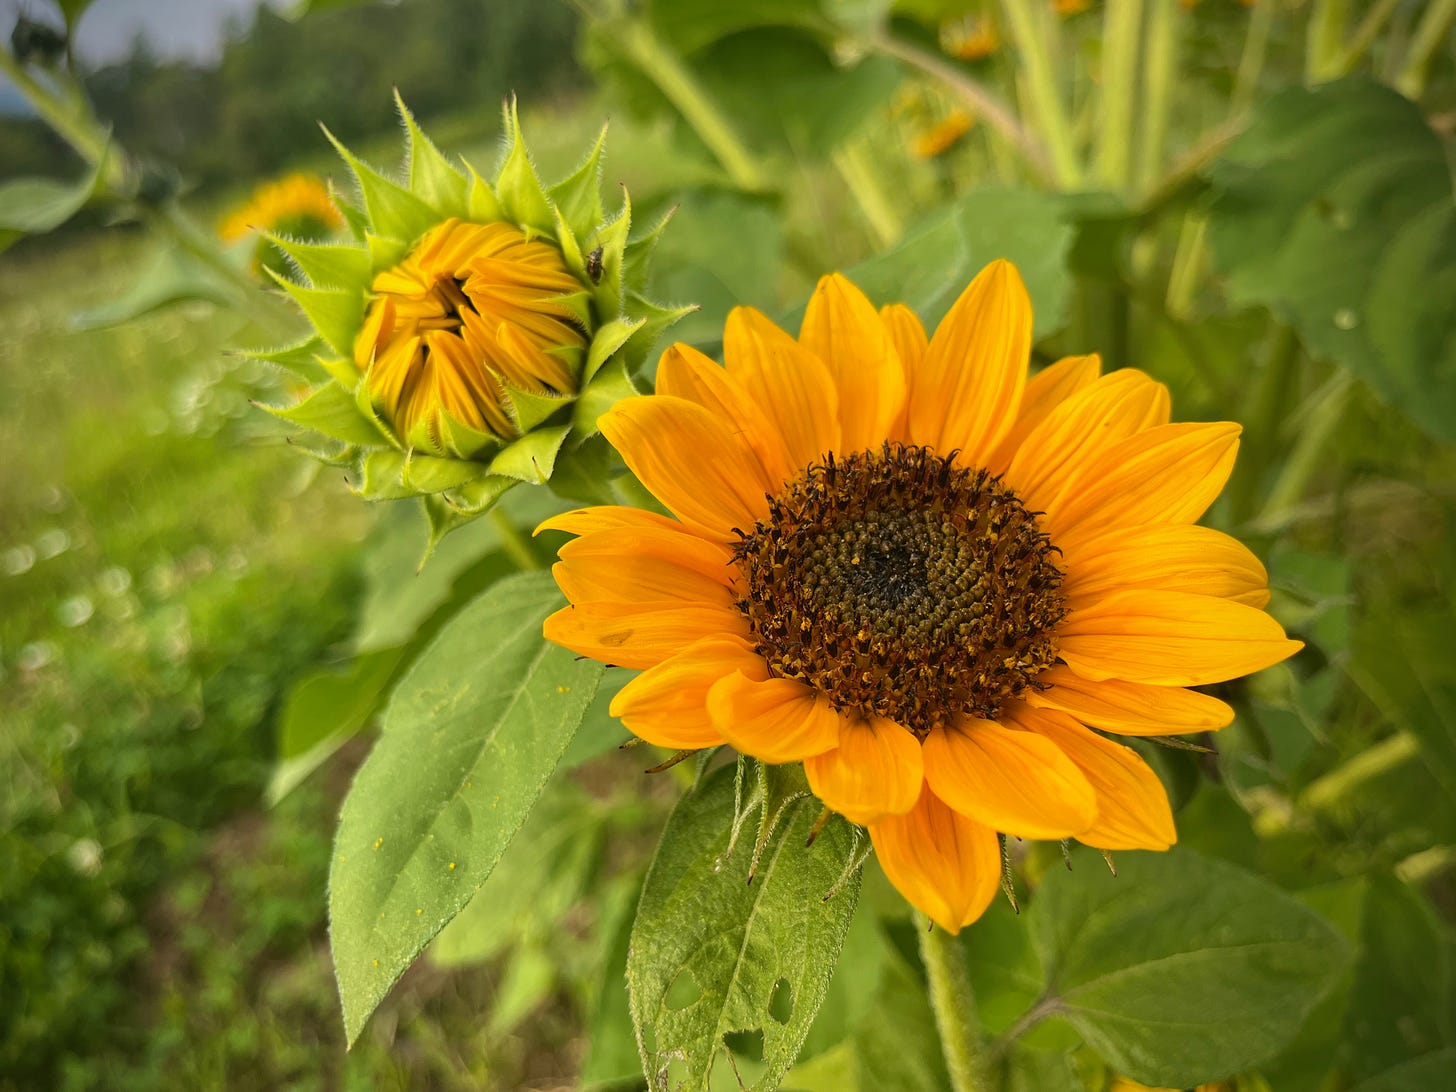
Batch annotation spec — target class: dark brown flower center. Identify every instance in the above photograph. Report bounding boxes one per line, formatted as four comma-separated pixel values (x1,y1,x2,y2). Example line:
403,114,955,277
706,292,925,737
732,444,1066,736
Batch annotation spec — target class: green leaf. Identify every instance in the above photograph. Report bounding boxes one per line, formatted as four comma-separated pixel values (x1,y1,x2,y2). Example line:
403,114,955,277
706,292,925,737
56,0,98,29
1000,1048,1084,1092
838,188,1074,341
261,381,387,447
649,0,829,56
72,245,239,328
1204,78,1456,441
266,646,406,805
268,235,371,289
0,160,103,253
627,764,863,1092
1351,1049,1456,1092
328,571,603,1044
1019,849,1348,1087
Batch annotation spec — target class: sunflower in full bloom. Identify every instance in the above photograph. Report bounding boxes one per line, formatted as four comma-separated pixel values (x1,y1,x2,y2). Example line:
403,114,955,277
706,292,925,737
540,262,1301,933
219,172,344,276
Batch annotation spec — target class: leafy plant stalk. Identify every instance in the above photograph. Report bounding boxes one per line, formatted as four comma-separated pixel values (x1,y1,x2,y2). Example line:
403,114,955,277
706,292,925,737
1096,0,1143,191
1254,370,1355,529
607,16,771,193
490,508,545,571
0,50,121,189
1231,0,1276,116
1136,0,1178,196
1305,0,1351,83
1336,0,1402,74
995,0,1082,187
1395,0,1456,98
918,919,990,1092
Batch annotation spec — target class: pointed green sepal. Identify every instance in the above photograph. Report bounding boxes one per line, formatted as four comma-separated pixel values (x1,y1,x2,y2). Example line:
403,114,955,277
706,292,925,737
553,205,587,281
288,433,354,466
624,206,676,295
583,316,645,385
244,334,327,376
402,451,491,494
620,294,696,372
262,382,390,447
395,91,469,217
443,473,518,514
503,384,572,433
489,424,571,484
365,233,408,275
439,411,503,461
465,162,505,223
548,121,608,242
329,183,369,243
493,99,554,235
268,271,365,357
591,194,631,316
268,234,371,289
323,125,442,244
557,287,595,329
572,357,638,437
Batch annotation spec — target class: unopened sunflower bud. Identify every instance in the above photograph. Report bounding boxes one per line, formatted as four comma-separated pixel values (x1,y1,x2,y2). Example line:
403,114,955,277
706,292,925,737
256,94,689,546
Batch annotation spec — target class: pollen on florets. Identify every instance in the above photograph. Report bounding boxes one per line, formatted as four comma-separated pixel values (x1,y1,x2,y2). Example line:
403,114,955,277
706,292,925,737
732,443,1067,735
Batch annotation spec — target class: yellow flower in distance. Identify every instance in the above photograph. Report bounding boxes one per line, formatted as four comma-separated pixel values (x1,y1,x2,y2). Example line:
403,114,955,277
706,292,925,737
355,219,587,451
1053,0,1094,15
1111,1078,1236,1092
219,171,343,244
913,110,975,158
541,262,1301,933
942,17,999,61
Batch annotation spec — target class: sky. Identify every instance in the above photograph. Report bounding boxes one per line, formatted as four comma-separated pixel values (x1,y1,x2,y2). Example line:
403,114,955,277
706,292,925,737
3,0,290,113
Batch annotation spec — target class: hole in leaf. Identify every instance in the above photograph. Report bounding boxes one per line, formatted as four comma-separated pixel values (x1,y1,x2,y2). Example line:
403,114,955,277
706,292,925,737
723,1028,765,1064
769,977,793,1025
665,968,701,1011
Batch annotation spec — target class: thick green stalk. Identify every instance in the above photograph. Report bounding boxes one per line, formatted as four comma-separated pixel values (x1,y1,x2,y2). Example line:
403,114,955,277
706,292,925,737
995,1,1082,188
1254,370,1355,530
918,919,989,1092
1135,0,1178,197
1231,0,1276,116
1336,0,1401,74
0,51,123,189
832,140,903,249
610,17,770,193
867,29,1054,184
490,508,544,572
1395,0,1456,99
1095,0,1144,192
1305,0,1351,83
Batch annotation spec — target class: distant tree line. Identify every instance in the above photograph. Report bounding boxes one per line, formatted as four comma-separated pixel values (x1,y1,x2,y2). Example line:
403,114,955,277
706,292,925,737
1,0,584,186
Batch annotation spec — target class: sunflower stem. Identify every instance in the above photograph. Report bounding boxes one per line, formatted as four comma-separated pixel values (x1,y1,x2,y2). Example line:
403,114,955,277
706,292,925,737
995,1,1082,188
1231,0,1276,117
918,916,990,1092
1094,0,1143,193
490,508,544,571
609,16,771,194
1395,0,1456,99
1306,0,1351,83
1135,0,1178,197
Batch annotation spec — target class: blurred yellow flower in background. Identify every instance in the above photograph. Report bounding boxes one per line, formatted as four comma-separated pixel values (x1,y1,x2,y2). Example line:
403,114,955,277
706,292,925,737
913,109,976,158
218,171,343,275
942,17,999,61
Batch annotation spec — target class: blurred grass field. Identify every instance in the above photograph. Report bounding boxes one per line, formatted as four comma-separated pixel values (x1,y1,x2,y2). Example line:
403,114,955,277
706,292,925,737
0,192,582,1088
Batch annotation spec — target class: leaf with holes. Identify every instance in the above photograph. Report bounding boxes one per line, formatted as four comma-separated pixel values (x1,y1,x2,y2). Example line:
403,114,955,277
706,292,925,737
628,764,862,1091
1011,849,1347,1087
328,571,602,1045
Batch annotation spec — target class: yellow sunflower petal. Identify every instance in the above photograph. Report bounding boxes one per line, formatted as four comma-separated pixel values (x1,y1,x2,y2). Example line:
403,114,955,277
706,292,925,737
551,540,735,607
805,715,923,825
558,524,734,584
905,260,1030,465
1006,703,1176,850
656,343,795,485
1047,422,1242,542
868,786,1001,933
1058,589,1303,686
535,505,689,539
1060,524,1270,609
542,600,748,671
609,636,765,750
987,353,1102,471
724,306,842,474
879,303,928,374
799,274,908,449
600,396,776,542
921,717,1096,839
1026,665,1235,736
707,672,841,763
1003,370,1170,513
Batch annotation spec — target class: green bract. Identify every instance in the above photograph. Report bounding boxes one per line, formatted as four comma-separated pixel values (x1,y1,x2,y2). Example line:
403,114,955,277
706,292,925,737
256,94,689,544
